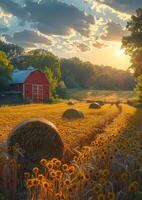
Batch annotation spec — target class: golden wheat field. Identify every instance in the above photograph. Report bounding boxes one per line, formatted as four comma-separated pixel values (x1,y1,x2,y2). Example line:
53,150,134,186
0,101,142,200
0,102,119,148
67,89,134,102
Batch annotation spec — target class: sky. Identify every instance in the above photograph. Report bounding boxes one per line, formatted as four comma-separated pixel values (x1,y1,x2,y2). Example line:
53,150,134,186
0,0,142,70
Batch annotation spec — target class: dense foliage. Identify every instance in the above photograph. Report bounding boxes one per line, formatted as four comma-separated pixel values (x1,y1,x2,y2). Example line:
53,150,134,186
0,51,13,91
122,9,142,77
0,40,24,59
135,75,142,100
122,9,142,99
61,57,134,90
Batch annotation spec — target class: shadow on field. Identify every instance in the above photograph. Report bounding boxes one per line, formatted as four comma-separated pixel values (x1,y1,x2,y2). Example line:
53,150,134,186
63,104,122,162
106,105,142,200
118,105,142,136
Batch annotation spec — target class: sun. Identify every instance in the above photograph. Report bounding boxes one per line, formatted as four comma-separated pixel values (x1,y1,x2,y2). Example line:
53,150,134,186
116,49,125,57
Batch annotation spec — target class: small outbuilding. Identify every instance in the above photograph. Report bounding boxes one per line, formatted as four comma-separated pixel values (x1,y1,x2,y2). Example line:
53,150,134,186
9,67,50,102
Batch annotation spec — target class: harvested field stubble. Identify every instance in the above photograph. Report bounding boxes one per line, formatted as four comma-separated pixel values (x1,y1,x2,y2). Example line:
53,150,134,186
0,103,121,199
89,102,101,109
24,105,142,200
0,103,119,152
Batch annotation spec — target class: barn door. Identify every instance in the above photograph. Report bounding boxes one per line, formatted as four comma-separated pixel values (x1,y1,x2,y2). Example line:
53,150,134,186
32,85,38,102
38,85,43,102
32,85,43,102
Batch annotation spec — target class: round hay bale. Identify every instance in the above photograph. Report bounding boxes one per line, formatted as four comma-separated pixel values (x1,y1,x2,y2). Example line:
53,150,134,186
67,101,75,105
8,118,64,170
95,100,104,106
62,108,84,119
89,102,101,109
87,100,104,105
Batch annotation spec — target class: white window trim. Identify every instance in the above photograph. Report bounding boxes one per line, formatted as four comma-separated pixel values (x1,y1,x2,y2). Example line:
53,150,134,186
32,84,43,101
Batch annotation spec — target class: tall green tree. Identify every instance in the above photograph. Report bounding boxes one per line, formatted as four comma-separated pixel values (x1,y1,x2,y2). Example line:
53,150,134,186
61,58,134,90
0,40,24,60
135,75,142,100
12,49,61,77
122,8,142,77
122,8,142,99
44,67,58,96
0,51,13,91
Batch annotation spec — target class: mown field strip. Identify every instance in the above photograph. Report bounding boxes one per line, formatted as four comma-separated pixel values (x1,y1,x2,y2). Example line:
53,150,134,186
0,103,119,152
20,104,142,200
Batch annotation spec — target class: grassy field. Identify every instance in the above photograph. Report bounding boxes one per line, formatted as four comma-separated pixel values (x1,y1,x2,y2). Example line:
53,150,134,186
1,92,142,200
23,104,142,200
0,102,119,153
67,89,134,102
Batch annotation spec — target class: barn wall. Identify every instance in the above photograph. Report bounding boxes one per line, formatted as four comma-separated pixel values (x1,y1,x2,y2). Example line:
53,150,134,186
0,93,23,105
24,71,50,101
9,83,23,92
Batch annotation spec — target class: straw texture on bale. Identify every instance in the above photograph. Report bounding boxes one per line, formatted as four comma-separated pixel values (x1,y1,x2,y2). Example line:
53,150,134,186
8,118,64,170
62,108,84,119
67,101,75,105
89,102,101,109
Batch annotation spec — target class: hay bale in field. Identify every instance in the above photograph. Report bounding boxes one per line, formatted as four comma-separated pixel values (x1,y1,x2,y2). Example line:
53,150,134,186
67,101,75,105
96,101,104,106
7,118,64,170
63,108,84,119
89,102,101,109
87,100,104,105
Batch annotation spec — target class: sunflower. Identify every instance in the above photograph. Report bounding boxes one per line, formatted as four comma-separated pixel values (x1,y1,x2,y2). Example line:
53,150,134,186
121,172,129,181
128,181,139,192
107,192,115,200
32,167,39,174
98,193,106,200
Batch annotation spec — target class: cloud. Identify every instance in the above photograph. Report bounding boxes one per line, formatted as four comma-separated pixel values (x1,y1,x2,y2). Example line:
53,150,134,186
0,26,8,34
77,43,90,52
0,0,132,53
102,22,128,41
4,30,52,48
0,0,28,20
93,41,108,49
0,0,95,36
95,0,142,14
28,0,95,36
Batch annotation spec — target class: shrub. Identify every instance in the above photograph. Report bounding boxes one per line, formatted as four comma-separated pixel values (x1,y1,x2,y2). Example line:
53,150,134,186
23,97,33,104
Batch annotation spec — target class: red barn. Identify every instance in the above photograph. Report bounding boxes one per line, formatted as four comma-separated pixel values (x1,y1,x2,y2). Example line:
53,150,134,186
9,67,50,102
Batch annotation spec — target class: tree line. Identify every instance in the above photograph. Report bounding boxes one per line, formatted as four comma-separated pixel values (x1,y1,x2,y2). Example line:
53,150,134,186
0,40,135,98
122,8,142,100
61,57,134,90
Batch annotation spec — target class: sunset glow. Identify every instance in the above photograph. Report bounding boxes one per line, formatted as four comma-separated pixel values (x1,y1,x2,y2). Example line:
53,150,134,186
0,0,133,69
116,49,125,57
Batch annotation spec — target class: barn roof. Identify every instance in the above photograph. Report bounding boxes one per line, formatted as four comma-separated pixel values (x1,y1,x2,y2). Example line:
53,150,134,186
10,67,38,84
